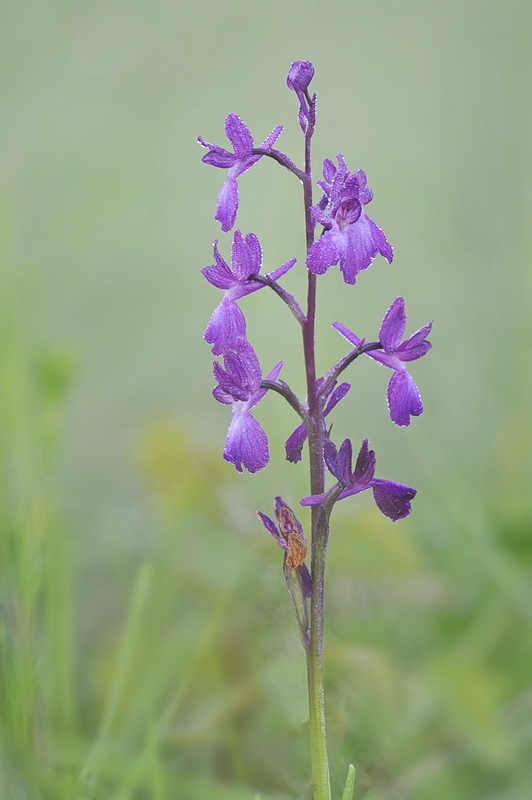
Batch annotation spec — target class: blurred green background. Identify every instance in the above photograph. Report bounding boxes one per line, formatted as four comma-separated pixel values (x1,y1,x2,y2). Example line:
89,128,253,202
1,0,531,798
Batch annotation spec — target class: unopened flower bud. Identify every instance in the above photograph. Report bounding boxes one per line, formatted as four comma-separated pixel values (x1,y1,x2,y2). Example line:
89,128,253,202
287,60,315,93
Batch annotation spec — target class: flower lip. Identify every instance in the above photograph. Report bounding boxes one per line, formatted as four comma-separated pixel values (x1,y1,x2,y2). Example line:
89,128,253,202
336,198,362,228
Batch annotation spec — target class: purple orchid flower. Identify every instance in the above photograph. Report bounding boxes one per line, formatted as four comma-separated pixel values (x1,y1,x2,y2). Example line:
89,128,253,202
198,113,283,232
301,438,416,522
202,230,296,355
213,337,282,474
285,379,351,463
257,497,312,597
306,155,393,284
333,297,432,426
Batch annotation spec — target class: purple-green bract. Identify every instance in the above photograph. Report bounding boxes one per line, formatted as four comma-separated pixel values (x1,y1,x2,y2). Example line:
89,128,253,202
307,155,393,284
334,296,432,426
301,438,416,521
257,496,312,598
198,114,283,233
285,379,351,463
202,230,296,355
212,337,282,474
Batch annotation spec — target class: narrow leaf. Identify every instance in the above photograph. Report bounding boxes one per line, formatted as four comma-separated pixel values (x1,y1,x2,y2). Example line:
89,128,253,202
341,764,356,800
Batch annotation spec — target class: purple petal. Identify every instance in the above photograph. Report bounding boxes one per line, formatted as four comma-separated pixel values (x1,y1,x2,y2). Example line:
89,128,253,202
263,359,283,383
285,422,307,463
352,439,376,489
213,356,249,402
212,385,233,405
341,213,393,279
359,186,374,205
225,113,253,159
380,297,406,352
336,439,354,485
365,349,399,370
230,156,261,180
311,205,333,228
300,492,327,506
323,382,351,416
256,511,287,549
201,240,234,289
354,169,367,187
306,228,342,275
213,337,261,399
324,438,340,478
201,264,234,290
226,280,263,304
204,298,246,355
372,479,416,521
215,177,239,232
322,158,336,185
332,322,364,349
233,337,263,392
330,154,348,199
396,323,433,362
387,369,423,426
224,410,269,473
212,360,233,394
200,150,236,169
314,187,329,206
248,359,283,409
197,137,237,169
338,225,361,284
259,124,283,150
355,170,374,205
266,257,297,282
231,230,262,281
335,483,368,502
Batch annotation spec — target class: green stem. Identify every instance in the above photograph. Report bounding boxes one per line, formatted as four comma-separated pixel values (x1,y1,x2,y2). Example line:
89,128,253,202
306,507,332,800
307,648,330,800
301,106,332,799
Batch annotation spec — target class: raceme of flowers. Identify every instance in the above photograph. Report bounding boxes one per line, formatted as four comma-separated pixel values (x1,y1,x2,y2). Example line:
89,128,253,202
198,59,431,583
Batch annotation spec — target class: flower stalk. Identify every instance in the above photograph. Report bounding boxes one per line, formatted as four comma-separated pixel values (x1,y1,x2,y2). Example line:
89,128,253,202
198,59,431,798
300,97,333,797
307,508,332,799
